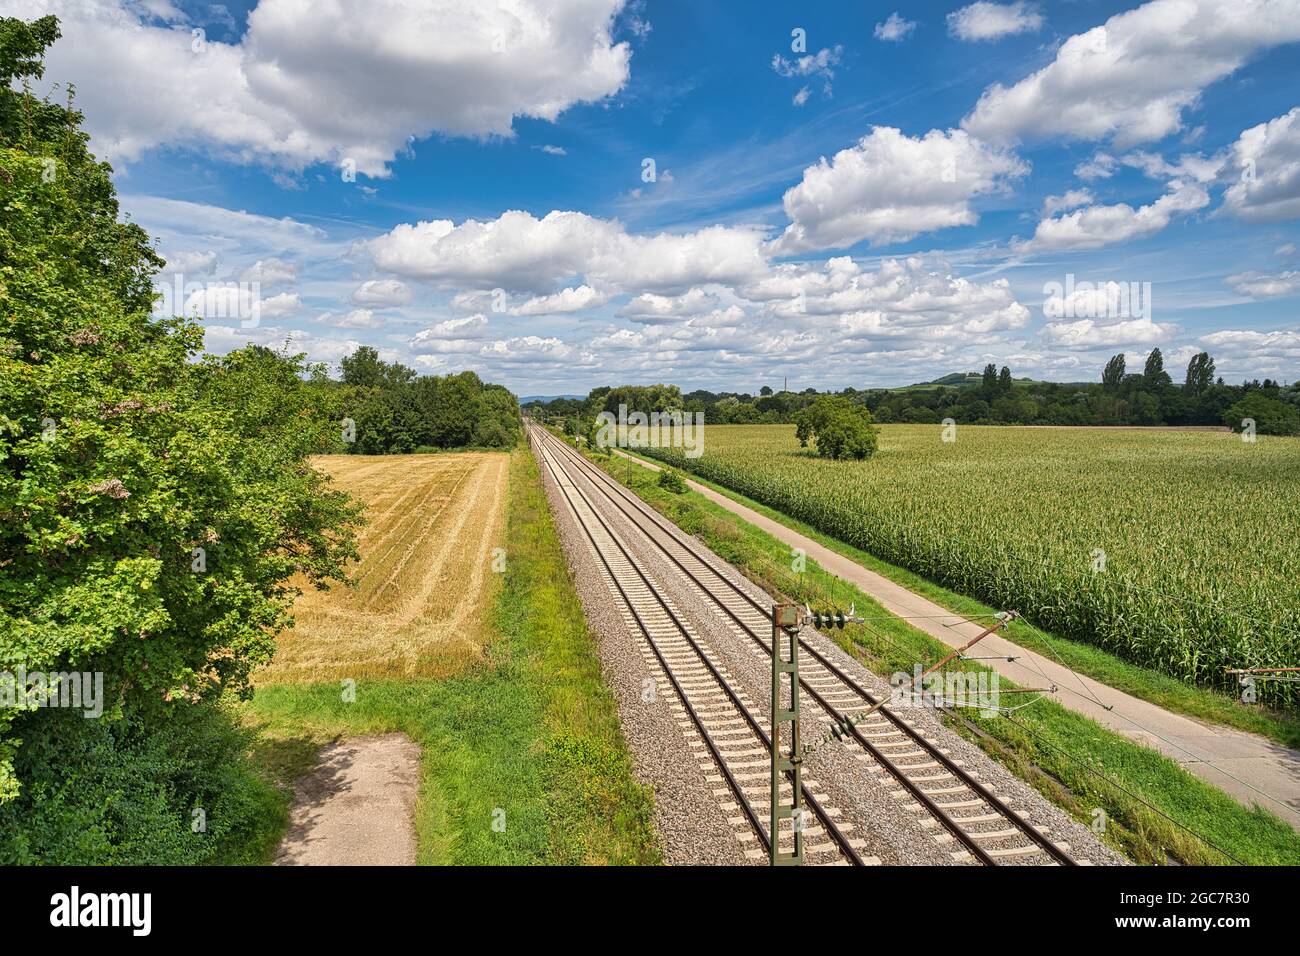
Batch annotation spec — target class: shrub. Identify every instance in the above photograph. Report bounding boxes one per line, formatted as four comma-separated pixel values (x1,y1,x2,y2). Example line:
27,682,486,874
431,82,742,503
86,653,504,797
657,469,687,494
0,702,283,865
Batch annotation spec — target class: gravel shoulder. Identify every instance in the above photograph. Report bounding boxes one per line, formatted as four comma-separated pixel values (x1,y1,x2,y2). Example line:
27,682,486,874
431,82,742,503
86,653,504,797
540,447,745,864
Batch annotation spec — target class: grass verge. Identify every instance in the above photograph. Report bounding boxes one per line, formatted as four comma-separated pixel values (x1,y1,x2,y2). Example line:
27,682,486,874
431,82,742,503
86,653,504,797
241,447,660,865
582,443,1300,866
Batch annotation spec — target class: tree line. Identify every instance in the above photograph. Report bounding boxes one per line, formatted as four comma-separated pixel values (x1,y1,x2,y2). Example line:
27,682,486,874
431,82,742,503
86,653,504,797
334,346,521,454
525,348,1300,436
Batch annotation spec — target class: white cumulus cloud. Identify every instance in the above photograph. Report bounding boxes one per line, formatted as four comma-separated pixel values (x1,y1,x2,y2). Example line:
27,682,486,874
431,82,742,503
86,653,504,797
1226,270,1300,298
241,257,298,289
874,13,917,42
1220,107,1300,222
364,210,768,295
963,0,1300,147
1017,182,1210,251
947,3,1044,42
510,285,609,315
770,127,1028,253
351,279,413,307
15,0,631,176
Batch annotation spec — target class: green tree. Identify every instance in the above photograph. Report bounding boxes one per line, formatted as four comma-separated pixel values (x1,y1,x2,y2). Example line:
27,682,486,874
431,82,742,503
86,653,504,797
341,345,414,389
998,365,1013,394
1224,392,1300,436
1143,347,1171,388
590,383,684,417
428,370,483,447
795,396,879,460
1102,353,1126,393
1184,351,1216,395
0,16,361,803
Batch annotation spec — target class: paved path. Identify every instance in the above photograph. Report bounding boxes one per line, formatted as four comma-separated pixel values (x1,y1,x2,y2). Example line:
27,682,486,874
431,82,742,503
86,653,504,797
274,733,421,865
616,449,1300,831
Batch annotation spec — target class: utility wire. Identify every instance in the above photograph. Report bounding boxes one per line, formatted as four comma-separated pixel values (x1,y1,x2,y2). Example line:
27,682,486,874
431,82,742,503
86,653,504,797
1003,713,1245,866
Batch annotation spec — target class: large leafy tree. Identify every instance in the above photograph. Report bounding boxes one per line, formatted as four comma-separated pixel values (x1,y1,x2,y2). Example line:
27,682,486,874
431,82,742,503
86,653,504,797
1142,347,1171,388
0,17,361,800
980,363,997,393
1225,392,1300,436
795,396,879,461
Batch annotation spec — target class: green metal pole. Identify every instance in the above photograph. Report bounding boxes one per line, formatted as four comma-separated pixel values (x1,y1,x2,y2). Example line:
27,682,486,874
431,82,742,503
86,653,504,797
770,603,803,866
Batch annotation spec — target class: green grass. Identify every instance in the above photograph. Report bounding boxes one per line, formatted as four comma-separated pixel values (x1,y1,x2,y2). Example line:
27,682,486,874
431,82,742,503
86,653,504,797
242,447,660,865
621,449,1300,752
580,442,1300,866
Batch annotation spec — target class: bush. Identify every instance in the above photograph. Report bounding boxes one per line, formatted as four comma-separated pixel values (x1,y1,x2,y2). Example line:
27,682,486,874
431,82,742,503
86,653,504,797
0,702,283,865
657,469,687,493
472,416,515,449
1224,392,1300,436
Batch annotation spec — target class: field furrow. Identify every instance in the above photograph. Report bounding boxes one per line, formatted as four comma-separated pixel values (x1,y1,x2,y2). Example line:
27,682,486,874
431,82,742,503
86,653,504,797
257,452,509,683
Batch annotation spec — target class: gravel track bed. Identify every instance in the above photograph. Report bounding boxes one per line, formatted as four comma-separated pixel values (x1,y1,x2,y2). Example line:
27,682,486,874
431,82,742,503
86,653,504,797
538,443,746,865
590,473,1126,866
537,430,1126,866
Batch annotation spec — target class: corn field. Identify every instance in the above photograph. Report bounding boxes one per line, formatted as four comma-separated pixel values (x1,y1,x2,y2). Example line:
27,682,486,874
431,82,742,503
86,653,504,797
645,424,1300,709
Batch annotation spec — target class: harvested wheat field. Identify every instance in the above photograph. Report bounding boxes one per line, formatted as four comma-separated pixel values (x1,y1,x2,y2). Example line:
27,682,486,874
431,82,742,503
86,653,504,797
258,452,509,684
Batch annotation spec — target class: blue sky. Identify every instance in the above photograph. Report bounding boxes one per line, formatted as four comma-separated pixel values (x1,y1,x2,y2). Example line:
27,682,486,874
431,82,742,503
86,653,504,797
12,0,1300,392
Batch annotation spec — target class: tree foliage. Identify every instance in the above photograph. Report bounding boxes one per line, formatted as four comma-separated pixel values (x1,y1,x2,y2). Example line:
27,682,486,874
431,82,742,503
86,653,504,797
0,17,362,804
526,356,1300,434
1143,347,1171,388
1102,353,1126,393
1184,351,1215,395
588,383,684,416
795,396,879,460
1225,391,1300,436
337,347,520,454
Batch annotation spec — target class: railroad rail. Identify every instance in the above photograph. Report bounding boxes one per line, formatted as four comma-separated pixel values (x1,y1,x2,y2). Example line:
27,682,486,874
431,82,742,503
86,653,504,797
530,424,871,865
531,422,1080,866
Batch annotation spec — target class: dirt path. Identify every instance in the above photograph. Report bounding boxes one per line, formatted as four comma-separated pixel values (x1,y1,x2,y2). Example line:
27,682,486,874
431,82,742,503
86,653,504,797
274,733,421,866
614,449,1300,832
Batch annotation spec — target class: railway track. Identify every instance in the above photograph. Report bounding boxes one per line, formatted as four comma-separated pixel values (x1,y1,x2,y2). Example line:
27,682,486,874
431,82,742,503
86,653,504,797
531,422,1082,866
531,425,872,865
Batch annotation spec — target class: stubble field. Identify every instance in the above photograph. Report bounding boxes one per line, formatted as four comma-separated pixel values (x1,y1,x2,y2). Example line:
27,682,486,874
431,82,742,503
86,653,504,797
256,452,509,683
